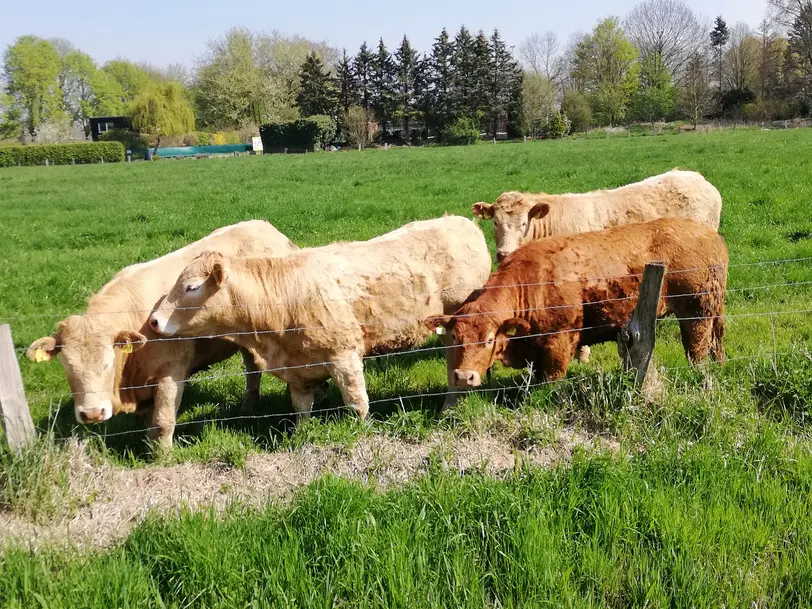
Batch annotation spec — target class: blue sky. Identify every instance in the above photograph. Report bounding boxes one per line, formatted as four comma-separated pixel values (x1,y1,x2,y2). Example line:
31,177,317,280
1,0,768,69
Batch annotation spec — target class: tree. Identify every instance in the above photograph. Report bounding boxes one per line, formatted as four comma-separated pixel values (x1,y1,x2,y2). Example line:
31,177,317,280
296,52,338,117
489,29,524,137
89,69,125,117
519,32,565,88
767,0,810,28
102,59,152,105
371,39,395,130
392,36,426,139
451,26,479,123
624,0,706,80
725,23,758,92
560,90,592,131
130,81,195,137
522,72,557,136
344,105,378,149
786,1,812,113
59,50,97,136
571,18,639,125
354,42,375,110
630,51,676,124
428,28,455,132
335,49,357,114
710,16,730,91
679,51,714,126
756,20,785,103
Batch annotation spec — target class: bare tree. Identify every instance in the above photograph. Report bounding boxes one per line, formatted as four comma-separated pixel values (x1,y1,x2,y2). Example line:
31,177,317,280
679,51,714,127
345,106,378,150
756,19,785,100
519,31,565,86
767,0,808,29
624,0,707,80
725,22,759,91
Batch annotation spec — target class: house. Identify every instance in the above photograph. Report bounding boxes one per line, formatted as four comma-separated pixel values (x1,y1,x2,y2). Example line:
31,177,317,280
89,116,132,142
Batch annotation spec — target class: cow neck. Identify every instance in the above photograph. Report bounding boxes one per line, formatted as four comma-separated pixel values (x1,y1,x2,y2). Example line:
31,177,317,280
85,278,148,331
226,257,301,335
113,347,138,412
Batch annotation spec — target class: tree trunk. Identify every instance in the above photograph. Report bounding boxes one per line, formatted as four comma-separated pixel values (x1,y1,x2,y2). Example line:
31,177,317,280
152,136,161,159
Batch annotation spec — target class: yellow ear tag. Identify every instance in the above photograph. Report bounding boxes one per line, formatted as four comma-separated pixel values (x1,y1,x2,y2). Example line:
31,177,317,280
505,327,517,337
435,327,447,336
35,349,49,363
122,343,133,354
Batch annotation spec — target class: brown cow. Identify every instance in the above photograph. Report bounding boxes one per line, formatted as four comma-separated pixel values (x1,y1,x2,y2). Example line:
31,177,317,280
27,221,298,449
429,218,727,394
148,216,492,416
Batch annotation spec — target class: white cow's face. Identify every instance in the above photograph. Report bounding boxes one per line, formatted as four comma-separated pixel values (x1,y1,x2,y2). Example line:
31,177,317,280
149,251,230,338
27,316,146,424
473,193,551,262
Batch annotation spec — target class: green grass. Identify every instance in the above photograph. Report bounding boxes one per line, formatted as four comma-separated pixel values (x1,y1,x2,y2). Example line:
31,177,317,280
1,130,812,606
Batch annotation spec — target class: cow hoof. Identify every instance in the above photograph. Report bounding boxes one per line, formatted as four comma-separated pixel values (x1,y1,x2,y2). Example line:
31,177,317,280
440,394,461,413
241,392,259,414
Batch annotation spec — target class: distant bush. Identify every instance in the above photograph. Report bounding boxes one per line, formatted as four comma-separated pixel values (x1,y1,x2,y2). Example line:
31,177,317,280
0,142,125,167
561,91,593,133
259,115,337,152
442,117,480,145
99,129,149,151
542,112,571,139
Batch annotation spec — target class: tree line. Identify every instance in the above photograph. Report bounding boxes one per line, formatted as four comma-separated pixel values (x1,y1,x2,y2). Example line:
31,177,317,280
2,0,812,146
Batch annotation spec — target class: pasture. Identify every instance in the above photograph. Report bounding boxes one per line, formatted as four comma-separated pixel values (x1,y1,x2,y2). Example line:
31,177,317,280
1,129,812,607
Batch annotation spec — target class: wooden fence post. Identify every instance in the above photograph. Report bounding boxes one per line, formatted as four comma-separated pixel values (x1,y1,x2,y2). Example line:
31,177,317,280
0,325,36,454
617,262,665,385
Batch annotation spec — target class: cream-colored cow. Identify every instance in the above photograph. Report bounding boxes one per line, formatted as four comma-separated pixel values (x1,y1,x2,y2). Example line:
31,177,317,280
149,216,492,416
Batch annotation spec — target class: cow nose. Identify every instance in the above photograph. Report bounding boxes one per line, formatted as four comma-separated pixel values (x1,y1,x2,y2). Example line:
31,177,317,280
453,369,481,388
79,408,104,424
496,251,507,263
149,317,160,331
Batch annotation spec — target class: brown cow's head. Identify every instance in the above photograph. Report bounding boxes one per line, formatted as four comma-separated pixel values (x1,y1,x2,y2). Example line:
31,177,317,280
473,192,551,262
427,308,531,389
149,251,231,338
27,316,146,424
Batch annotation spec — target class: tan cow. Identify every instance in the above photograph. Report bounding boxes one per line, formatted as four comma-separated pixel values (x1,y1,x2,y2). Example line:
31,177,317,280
27,221,298,449
148,216,492,416
429,218,727,393
473,170,722,263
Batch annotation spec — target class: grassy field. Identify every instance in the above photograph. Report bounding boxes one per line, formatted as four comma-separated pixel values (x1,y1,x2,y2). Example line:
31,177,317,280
1,129,812,607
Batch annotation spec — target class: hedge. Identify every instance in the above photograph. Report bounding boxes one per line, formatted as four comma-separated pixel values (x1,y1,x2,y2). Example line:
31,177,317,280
259,115,337,152
0,142,125,168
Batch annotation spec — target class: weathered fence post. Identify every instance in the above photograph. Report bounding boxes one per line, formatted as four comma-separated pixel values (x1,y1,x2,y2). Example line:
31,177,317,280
0,325,36,454
617,262,665,385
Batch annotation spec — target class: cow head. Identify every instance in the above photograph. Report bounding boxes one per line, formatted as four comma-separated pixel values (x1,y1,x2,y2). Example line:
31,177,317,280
427,310,531,389
27,316,146,424
473,192,551,262
149,251,230,338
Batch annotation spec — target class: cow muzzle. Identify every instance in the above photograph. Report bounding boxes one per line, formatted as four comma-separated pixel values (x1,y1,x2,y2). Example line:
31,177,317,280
453,369,482,388
496,251,509,264
149,313,175,336
75,402,113,424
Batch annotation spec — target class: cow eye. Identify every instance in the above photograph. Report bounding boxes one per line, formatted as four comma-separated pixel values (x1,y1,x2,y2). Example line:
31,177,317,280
185,284,201,294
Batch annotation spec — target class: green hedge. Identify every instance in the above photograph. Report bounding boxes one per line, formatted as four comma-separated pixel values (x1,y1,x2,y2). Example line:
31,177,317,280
259,115,337,152
0,142,125,167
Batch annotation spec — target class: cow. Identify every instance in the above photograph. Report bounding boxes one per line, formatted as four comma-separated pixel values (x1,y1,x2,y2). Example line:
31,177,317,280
148,216,492,417
428,218,727,396
473,170,722,263
27,221,298,450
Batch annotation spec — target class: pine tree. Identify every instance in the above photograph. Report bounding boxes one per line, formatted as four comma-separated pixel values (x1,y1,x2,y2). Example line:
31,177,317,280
472,31,492,125
710,16,730,92
354,42,374,110
393,36,426,139
296,52,338,117
428,28,455,133
451,26,477,121
488,29,523,137
335,49,357,114
371,39,395,131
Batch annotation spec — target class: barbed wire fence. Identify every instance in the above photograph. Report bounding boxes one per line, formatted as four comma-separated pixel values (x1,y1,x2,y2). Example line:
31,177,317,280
1,255,810,448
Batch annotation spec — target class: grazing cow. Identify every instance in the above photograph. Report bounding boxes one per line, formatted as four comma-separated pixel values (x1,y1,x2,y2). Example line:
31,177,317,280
473,170,722,263
27,221,298,449
428,218,727,394
148,216,492,416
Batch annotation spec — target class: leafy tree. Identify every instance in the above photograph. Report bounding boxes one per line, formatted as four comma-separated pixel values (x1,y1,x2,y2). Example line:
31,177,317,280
428,28,455,133
710,16,730,91
3,36,63,138
561,90,593,131
0,92,21,139
296,52,338,117
102,59,152,105
130,81,195,138
90,69,126,117
571,18,639,125
354,42,375,110
523,72,557,136
630,52,676,124
725,23,758,92
785,2,812,113
756,20,786,103
335,49,357,114
371,39,395,130
344,105,378,149
59,50,97,136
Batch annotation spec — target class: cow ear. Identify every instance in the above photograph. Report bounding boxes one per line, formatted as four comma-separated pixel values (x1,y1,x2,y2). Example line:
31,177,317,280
27,334,61,363
208,253,229,287
472,202,494,220
115,330,147,354
498,318,531,339
425,315,453,336
528,202,550,220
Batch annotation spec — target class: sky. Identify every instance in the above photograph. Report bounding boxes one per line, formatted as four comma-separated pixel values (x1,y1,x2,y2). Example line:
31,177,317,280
1,0,769,69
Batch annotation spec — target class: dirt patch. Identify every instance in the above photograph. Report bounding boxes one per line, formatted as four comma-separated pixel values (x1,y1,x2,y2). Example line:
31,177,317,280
0,423,617,551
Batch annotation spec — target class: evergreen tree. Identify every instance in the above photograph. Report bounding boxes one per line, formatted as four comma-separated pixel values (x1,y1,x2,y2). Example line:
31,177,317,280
354,42,375,110
472,31,492,124
296,52,338,117
451,26,478,121
488,29,523,137
428,28,455,133
335,49,357,114
710,16,730,92
393,36,427,139
371,39,395,131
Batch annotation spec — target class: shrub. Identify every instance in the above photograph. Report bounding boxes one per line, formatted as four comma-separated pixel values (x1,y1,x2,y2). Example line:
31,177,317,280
0,141,125,167
259,115,337,152
441,117,480,145
99,129,149,151
195,132,212,146
561,91,593,133
542,112,571,139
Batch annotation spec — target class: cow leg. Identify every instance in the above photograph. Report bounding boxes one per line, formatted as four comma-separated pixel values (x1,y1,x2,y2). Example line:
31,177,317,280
239,349,261,413
537,334,579,381
678,318,715,363
330,351,370,419
441,348,462,413
575,345,591,363
148,376,184,452
288,383,315,422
